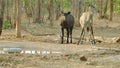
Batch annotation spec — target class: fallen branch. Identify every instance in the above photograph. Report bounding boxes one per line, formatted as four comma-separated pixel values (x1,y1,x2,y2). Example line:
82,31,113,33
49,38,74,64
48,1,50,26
33,33,55,36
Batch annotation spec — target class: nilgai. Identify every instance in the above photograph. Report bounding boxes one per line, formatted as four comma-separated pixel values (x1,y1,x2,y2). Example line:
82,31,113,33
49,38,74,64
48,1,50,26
77,4,99,45
60,11,74,44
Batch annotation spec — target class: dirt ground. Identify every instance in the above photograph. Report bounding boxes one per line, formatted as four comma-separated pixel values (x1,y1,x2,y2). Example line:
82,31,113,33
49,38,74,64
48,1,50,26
0,15,120,68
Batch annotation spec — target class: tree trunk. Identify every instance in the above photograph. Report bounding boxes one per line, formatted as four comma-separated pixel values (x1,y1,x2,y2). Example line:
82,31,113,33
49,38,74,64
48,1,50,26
35,0,40,23
48,0,54,25
5,0,11,27
0,0,5,36
15,0,21,38
104,0,108,15
13,0,16,28
99,0,103,19
34,0,44,23
40,0,44,23
55,0,61,20
77,0,82,26
47,0,50,20
109,0,113,21
75,0,81,25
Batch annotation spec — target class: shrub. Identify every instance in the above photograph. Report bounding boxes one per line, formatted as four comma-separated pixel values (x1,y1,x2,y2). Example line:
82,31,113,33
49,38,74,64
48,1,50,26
3,20,11,29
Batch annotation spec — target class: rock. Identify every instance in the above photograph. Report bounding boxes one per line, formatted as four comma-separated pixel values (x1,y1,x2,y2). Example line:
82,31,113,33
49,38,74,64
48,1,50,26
80,55,87,61
116,37,120,43
3,48,22,54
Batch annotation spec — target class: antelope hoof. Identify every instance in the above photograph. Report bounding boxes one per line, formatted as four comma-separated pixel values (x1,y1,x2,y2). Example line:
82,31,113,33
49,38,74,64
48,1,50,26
77,40,83,45
77,42,79,45
91,40,96,44
61,42,63,44
77,41,80,45
80,41,83,44
61,40,63,44
67,41,69,44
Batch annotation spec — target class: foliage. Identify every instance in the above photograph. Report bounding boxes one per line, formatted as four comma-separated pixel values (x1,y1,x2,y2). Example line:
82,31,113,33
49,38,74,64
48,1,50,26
61,0,70,9
102,14,109,19
114,0,120,14
3,20,11,29
20,0,120,17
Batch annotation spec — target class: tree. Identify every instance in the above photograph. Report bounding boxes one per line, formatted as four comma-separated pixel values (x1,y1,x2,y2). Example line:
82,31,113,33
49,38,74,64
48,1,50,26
5,0,12,28
104,0,108,15
110,0,113,21
13,0,17,28
47,0,54,25
0,0,5,35
35,0,44,23
98,0,103,19
23,0,34,23
55,0,61,20
15,0,21,38
70,0,81,26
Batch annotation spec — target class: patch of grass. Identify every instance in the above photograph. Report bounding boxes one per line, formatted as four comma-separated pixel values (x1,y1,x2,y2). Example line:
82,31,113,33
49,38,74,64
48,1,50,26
0,55,7,62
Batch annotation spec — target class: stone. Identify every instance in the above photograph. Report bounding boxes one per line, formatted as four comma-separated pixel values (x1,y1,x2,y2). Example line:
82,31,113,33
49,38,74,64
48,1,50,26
80,55,87,61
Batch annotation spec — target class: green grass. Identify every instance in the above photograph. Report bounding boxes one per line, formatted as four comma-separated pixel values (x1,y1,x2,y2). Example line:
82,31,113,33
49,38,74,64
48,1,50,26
0,55,7,62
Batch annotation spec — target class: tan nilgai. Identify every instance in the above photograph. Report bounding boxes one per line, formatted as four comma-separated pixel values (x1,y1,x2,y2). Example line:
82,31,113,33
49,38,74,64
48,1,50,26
77,4,99,45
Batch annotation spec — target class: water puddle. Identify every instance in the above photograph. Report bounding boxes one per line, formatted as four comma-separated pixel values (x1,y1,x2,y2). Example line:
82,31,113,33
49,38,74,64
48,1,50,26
0,48,63,55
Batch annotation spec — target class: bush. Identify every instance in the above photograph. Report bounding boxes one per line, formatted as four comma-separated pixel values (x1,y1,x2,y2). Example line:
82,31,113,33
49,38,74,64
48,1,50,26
102,14,109,19
3,20,11,29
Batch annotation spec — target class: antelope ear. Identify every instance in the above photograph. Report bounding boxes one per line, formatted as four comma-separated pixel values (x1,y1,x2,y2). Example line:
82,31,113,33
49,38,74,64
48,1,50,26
67,11,71,15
